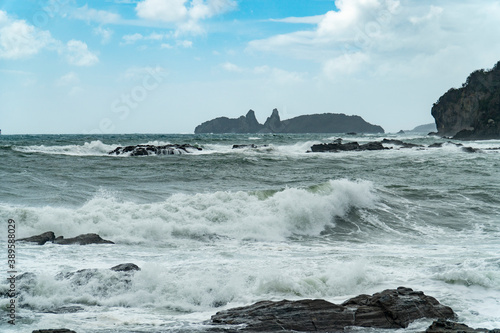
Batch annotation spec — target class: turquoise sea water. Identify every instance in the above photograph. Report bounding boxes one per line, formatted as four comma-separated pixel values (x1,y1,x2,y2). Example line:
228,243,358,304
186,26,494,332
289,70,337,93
0,133,499,332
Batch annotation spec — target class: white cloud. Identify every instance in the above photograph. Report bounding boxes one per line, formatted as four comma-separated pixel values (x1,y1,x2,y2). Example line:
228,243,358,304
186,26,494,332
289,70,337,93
221,62,243,72
248,0,500,81
65,40,99,66
0,10,56,59
56,72,80,86
270,15,325,24
73,5,121,24
135,0,236,34
94,27,114,44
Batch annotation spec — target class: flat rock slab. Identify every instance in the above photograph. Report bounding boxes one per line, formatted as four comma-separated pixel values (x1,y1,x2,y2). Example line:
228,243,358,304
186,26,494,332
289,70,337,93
32,330,77,333
210,287,455,332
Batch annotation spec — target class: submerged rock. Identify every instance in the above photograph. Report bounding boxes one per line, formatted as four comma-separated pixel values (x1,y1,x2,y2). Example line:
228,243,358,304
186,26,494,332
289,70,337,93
309,141,388,152
18,231,55,245
381,138,424,148
426,319,500,333
110,263,141,272
109,144,201,156
32,330,77,333
210,287,455,332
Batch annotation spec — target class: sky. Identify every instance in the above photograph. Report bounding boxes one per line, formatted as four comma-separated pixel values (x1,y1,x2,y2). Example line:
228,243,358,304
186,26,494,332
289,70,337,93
1,0,500,134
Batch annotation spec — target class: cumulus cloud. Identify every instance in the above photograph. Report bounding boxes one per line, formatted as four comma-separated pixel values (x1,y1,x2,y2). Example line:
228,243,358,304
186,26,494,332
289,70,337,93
65,40,99,66
248,0,500,80
135,0,237,34
0,10,56,59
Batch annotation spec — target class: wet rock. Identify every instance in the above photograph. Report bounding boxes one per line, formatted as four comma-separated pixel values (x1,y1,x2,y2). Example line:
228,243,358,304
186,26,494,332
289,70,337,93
32,330,77,333
426,319,500,333
53,233,114,245
309,141,388,152
461,146,481,153
44,306,84,314
18,231,55,245
210,287,455,332
233,144,258,149
109,144,201,156
381,138,424,148
111,263,141,272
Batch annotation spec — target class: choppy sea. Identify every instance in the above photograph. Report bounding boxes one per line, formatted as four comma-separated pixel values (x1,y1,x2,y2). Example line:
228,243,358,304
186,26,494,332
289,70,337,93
0,133,499,332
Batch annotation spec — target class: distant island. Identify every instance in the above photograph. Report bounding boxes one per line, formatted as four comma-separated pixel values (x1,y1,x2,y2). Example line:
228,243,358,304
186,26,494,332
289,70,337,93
431,60,500,139
194,109,384,134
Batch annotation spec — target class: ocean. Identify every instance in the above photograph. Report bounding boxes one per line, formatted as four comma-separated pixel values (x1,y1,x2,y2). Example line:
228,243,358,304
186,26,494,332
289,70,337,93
0,133,499,332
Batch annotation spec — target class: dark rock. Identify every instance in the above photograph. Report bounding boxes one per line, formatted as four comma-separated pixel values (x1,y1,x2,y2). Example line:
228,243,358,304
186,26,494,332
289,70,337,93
109,144,201,156
111,263,141,272
53,233,114,245
195,109,384,134
195,110,265,134
398,130,405,134
210,287,455,332
431,60,500,139
310,140,388,153
18,231,55,245
461,146,480,153
44,306,84,314
428,143,444,148
381,139,424,148
232,144,258,149
426,319,500,333
32,330,77,333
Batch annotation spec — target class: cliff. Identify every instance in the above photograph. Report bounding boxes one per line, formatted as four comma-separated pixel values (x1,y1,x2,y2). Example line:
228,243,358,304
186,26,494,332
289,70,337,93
431,61,500,139
194,109,384,134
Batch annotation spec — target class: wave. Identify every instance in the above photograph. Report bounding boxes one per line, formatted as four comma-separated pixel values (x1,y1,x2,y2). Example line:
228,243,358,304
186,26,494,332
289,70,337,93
3,179,377,244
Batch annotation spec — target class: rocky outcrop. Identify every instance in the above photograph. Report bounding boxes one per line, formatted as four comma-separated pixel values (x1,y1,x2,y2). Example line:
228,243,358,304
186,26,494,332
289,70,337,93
210,287,455,332
309,140,387,152
195,110,264,134
426,319,500,333
110,263,141,272
53,233,114,245
431,61,500,139
109,144,201,156
18,231,55,245
195,109,384,134
19,232,114,245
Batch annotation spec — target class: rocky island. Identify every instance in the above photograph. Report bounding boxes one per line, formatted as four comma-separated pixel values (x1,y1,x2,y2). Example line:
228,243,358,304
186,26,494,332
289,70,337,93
431,61,500,139
194,109,384,134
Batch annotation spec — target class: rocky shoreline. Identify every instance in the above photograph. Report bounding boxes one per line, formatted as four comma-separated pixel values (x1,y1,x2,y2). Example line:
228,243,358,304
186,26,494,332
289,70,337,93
24,285,498,333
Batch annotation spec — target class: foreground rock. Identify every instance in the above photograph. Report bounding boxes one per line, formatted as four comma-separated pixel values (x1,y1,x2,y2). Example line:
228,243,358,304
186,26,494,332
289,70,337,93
431,60,500,139
426,319,500,333
195,109,384,134
110,263,141,272
109,144,201,156
19,232,114,245
210,287,455,332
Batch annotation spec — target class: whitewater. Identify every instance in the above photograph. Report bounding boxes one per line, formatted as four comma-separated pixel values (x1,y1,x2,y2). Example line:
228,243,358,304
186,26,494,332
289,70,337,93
0,133,499,332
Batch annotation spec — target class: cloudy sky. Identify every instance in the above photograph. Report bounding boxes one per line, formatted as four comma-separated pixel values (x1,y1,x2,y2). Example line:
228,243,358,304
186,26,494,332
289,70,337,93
1,0,500,134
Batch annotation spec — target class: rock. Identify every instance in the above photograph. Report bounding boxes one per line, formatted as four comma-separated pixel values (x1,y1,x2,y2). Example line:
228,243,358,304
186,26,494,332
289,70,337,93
461,146,480,153
309,140,388,152
110,263,141,272
408,123,437,133
44,306,84,314
32,330,77,333
195,109,384,134
426,319,500,333
381,139,424,148
431,60,500,139
232,144,258,149
18,231,55,245
210,287,455,332
109,144,201,156
53,233,114,245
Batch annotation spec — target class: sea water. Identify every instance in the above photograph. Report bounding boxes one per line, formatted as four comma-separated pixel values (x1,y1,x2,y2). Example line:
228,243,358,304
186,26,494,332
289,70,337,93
0,133,499,332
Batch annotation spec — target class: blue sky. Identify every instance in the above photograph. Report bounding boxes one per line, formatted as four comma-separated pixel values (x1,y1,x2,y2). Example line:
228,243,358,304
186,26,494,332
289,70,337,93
1,0,500,134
